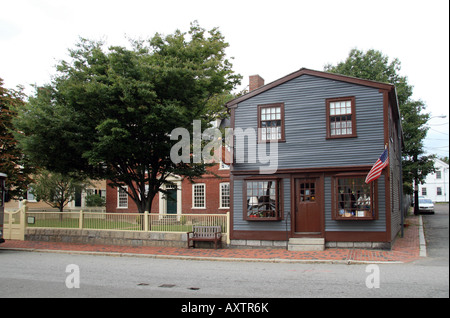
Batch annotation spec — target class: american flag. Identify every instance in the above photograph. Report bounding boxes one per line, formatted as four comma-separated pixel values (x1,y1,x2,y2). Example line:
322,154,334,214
365,149,389,184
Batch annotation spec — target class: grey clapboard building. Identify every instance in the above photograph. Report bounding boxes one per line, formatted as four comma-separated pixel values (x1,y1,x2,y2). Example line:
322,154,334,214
225,68,403,250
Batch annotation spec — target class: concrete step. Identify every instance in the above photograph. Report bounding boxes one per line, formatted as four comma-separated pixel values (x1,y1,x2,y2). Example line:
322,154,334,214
288,238,325,251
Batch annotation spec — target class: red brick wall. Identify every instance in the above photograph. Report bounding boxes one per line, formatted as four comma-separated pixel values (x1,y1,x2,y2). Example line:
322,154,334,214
182,164,230,214
249,75,265,92
105,164,229,214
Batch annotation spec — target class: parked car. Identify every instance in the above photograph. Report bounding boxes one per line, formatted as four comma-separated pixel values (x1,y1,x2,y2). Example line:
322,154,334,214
418,198,435,214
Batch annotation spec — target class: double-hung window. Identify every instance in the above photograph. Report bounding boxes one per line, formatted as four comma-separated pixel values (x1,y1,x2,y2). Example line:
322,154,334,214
192,184,206,209
220,183,230,209
258,103,285,142
326,97,357,138
117,186,128,208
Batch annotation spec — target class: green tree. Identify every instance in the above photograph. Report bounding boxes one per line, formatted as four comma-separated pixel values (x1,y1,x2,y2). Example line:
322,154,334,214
31,170,90,212
14,22,241,214
0,78,34,199
325,48,435,213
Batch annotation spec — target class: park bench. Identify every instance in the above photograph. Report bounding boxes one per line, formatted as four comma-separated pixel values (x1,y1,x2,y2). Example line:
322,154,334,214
187,225,222,249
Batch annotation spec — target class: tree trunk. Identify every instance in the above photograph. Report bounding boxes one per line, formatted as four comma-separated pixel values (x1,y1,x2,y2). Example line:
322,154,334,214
413,178,419,215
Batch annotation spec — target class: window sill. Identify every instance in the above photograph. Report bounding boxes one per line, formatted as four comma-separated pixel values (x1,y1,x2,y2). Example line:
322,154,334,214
257,139,286,144
334,213,375,220
326,135,357,140
245,216,282,221
334,217,375,221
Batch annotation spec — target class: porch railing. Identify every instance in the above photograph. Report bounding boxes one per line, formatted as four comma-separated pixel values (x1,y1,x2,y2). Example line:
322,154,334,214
25,211,230,244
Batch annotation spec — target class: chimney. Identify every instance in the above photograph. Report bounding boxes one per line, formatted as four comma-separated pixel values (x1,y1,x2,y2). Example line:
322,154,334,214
249,75,265,92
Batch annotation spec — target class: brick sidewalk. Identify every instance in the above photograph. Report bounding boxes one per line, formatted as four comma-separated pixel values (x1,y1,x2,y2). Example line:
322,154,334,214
0,216,422,264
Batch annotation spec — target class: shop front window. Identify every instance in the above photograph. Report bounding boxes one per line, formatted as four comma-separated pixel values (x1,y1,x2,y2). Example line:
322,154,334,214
244,179,282,221
333,176,376,220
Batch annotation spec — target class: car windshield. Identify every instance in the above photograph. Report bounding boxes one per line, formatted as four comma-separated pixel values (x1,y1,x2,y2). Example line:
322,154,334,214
419,199,433,204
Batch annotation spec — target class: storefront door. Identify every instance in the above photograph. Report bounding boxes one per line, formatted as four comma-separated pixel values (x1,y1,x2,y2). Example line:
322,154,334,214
294,177,322,235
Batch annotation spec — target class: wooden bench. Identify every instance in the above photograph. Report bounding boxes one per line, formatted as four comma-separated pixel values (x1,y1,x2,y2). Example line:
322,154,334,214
187,225,222,249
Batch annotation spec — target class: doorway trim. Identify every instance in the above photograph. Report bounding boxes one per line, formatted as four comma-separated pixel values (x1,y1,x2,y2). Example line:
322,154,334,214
159,175,182,216
291,174,325,238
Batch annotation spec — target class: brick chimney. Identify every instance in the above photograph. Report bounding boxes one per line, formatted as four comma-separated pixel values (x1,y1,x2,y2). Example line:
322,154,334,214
249,75,265,92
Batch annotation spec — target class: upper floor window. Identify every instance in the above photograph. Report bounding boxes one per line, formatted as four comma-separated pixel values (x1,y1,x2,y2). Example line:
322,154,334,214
436,171,442,179
422,187,427,196
258,103,285,142
326,97,357,139
219,160,230,170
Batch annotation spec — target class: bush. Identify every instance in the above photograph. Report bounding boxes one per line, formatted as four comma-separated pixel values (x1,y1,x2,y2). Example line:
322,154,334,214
85,194,106,207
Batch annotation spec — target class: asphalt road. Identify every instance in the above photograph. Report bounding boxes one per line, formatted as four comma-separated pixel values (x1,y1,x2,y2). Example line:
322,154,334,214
420,203,449,266
0,249,448,299
0,205,448,300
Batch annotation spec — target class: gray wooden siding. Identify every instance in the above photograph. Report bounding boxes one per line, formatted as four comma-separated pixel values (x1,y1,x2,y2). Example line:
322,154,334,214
233,74,386,171
233,178,291,232
232,176,386,233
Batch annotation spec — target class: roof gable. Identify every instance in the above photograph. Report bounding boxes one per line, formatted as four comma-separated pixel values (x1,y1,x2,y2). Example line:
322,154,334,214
435,158,449,168
226,68,396,108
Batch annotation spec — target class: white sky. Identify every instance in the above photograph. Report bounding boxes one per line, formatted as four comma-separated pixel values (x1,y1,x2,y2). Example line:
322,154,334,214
1,0,449,157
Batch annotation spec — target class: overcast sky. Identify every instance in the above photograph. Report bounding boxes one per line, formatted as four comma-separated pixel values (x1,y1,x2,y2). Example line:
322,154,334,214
1,0,448,157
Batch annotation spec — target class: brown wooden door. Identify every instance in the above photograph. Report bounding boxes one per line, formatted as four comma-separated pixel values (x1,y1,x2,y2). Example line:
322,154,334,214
294,178,322,234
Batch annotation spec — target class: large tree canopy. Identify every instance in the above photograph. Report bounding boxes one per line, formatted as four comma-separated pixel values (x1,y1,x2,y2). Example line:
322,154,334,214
14,22,241,213
0,79,34,199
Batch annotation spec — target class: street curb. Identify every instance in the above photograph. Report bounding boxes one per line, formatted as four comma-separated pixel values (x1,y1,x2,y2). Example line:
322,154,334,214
418,215,427,257
0,246,404,265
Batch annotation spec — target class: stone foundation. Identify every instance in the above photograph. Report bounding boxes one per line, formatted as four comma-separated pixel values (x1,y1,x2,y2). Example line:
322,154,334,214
230,239,287,249
25,229,391,250
230,239,391,250
25,228,192,248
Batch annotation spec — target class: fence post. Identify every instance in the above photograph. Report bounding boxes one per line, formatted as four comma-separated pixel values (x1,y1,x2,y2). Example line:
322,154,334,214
79,210,83,229
20,199,28,240
226,211,231,245
144,211,149,232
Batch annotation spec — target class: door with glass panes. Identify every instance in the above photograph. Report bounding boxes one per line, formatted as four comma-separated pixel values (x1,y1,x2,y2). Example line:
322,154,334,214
294,178,322,234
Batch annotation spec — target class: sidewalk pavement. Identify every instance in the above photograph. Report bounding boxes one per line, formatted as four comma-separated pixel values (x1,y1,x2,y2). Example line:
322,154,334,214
0,216,424,264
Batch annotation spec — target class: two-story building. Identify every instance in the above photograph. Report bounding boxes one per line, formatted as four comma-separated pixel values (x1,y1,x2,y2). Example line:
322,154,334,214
225,68,403,250
418,158,449,202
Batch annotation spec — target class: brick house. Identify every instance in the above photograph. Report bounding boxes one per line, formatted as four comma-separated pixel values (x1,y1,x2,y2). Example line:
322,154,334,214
105,162,230,215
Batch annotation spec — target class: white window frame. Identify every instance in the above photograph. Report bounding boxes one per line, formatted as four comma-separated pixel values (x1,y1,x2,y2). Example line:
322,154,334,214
192,183,206,209
219,160,230,170
27,187,37,202
220,182,230,209
117,186,128,209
